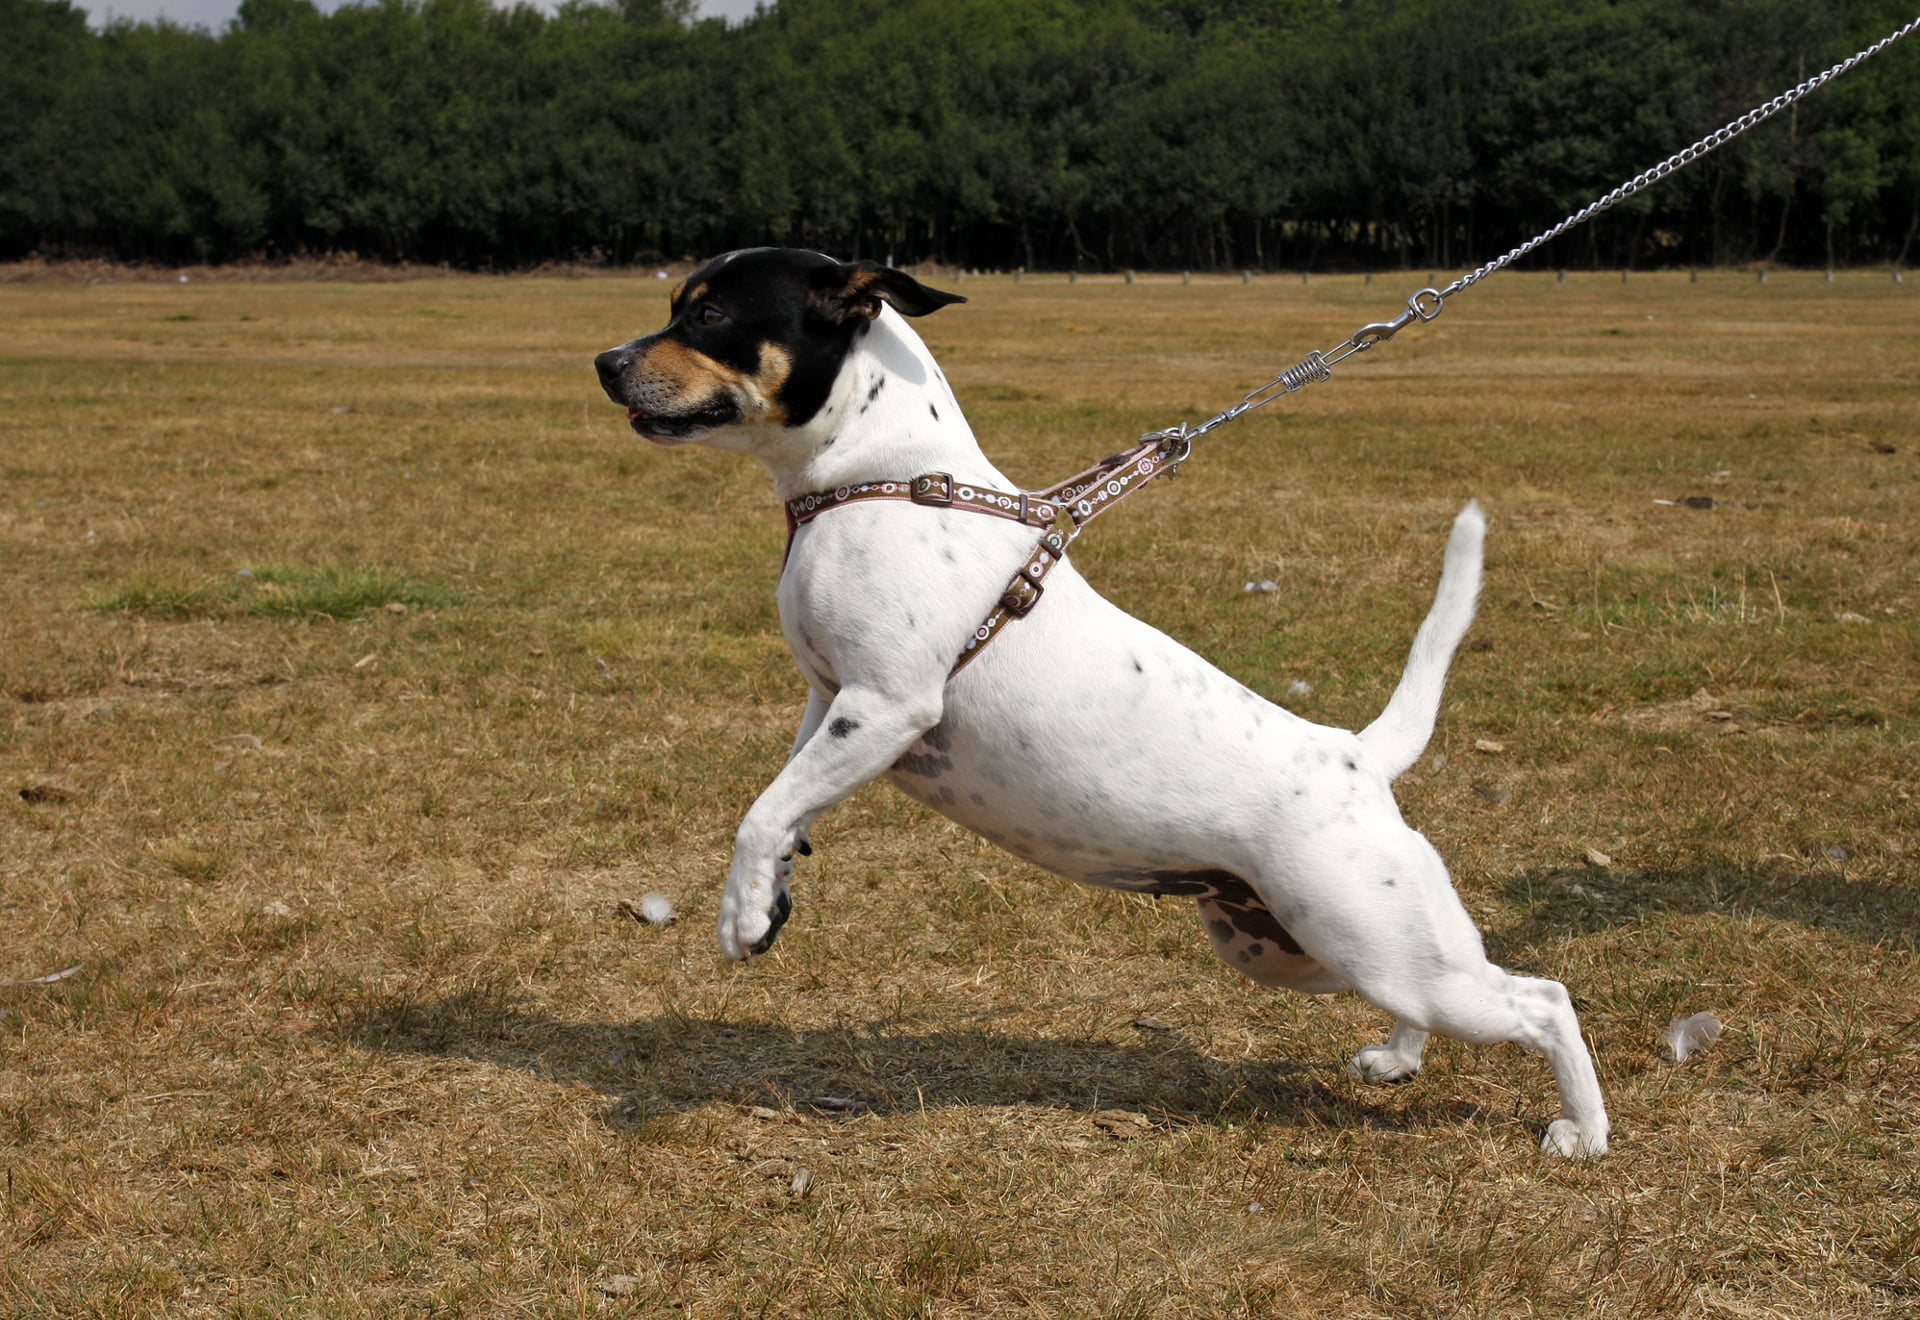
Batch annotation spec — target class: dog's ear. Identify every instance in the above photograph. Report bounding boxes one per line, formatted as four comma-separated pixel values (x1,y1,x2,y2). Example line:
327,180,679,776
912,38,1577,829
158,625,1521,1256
811,261,967,324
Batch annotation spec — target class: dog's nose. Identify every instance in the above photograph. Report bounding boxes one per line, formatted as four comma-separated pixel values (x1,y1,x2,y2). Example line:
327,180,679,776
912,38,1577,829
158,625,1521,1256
594,346,633,392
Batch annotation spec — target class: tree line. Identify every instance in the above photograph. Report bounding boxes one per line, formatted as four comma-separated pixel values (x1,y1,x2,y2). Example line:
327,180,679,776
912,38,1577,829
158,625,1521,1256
2,0,1917,271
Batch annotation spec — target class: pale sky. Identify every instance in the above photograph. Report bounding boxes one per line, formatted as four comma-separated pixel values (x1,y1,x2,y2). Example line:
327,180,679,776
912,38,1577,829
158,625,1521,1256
84,0,762,31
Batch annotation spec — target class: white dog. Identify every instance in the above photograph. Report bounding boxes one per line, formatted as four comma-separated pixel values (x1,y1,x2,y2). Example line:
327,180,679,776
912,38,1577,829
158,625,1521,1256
593,248,1609,1156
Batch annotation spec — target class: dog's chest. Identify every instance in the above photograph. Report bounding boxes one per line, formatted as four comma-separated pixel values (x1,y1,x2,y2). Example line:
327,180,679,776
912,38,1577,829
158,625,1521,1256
774,501,1034,695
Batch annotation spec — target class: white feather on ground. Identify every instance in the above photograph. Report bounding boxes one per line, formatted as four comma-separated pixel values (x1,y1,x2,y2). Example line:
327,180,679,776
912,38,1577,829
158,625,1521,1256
1662,1011,1723,1062
639,892,677,926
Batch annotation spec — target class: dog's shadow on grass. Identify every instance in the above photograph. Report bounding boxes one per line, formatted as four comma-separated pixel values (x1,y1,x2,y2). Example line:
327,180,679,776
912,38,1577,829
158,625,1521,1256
341,992,1488,1137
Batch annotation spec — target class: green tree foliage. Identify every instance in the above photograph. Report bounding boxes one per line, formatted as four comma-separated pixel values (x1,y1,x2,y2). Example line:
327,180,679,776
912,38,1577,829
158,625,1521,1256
0,0,1914,267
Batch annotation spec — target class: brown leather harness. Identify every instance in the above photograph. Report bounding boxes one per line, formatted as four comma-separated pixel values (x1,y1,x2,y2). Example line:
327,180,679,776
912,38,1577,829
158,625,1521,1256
783,429,1191,675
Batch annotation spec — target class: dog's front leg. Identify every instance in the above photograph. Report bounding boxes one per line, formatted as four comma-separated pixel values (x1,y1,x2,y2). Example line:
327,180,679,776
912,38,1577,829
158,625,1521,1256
765,690,829,909
717,683,943,960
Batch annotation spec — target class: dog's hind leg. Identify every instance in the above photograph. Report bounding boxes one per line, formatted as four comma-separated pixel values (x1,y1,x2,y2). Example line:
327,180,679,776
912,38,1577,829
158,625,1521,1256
1264,828,1609,1156
1363,965,1609,1158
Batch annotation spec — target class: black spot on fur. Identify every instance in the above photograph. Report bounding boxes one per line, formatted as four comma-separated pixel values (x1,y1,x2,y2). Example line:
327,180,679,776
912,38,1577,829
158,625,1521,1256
1130,656,1143,674
1087,867,1242,898
1345,757,1358,772
892,751,952,778
922,723,952,752
829,717,859,738
928,403,939,421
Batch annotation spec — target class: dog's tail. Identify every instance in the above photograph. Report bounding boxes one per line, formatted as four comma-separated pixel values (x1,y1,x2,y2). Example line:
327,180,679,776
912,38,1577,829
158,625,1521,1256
1359,501,1485,780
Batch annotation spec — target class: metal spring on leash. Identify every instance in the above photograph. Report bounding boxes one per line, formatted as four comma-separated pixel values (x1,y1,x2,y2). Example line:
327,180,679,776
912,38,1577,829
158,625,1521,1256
1278,351,1331,392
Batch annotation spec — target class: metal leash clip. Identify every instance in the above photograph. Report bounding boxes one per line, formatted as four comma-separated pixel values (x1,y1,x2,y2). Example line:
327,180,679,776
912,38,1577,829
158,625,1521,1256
1147,424,1193,471
1350,288,1445,351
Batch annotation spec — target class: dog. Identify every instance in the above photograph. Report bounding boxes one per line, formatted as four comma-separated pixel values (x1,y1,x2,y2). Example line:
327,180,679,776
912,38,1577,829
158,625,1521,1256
593,247,1610,1157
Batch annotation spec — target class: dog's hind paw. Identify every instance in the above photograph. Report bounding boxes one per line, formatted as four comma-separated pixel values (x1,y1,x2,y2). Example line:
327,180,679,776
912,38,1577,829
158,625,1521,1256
1347,1044,1422,1085
1540,1118,1609,1158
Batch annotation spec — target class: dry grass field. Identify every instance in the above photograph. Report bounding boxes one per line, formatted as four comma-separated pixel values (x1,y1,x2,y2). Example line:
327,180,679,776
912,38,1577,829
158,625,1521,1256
1,264,1916,1318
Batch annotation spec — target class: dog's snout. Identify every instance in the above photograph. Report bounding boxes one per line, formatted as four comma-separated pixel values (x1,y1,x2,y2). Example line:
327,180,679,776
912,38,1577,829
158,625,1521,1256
594,345,634,393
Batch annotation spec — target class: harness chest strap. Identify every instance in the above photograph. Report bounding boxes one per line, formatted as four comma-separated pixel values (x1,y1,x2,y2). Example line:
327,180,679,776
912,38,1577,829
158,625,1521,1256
784,430,1189,675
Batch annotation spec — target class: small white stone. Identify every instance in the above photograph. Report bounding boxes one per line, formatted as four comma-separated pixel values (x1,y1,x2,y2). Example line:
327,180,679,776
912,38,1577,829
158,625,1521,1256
639,892,676,926
1662,1011,1724,1062
1287,679,1312,697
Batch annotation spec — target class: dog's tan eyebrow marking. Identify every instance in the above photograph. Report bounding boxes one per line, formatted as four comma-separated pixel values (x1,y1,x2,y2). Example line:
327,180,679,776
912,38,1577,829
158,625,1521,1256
669,279,689,307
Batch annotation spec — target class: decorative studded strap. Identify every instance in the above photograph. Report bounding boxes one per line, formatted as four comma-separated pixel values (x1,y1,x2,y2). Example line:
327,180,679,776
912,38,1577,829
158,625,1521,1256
783,429,1190,676
786,472,1068,531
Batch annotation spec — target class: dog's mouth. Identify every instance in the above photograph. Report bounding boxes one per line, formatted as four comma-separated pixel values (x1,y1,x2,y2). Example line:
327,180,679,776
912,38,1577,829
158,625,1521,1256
623,400,737,444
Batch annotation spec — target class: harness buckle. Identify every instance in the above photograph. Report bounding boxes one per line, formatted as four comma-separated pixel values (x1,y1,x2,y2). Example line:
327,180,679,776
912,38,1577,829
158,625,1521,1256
1016,491,1059,526
910,472,955,507
1001,565,1046,616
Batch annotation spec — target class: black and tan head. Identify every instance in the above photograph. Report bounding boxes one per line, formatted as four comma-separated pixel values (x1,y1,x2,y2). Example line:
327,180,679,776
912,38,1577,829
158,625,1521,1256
592,248,965,446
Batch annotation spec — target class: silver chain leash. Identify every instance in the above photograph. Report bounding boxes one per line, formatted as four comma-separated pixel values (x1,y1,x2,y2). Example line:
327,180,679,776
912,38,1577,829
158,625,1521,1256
1160,13,1920,451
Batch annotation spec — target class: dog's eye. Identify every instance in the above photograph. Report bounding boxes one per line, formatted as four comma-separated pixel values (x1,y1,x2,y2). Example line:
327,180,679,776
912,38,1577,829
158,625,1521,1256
698,304,728,327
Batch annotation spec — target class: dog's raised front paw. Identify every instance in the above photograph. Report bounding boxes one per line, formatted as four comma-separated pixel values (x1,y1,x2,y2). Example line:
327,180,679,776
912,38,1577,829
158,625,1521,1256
749,888,792,956
1540,1118,1609,1158
716,874,793,961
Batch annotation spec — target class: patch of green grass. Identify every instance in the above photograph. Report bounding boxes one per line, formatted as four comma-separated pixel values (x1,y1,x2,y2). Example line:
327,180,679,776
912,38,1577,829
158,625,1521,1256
88,575,217,619
89,565,451,621
240,565,451,620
